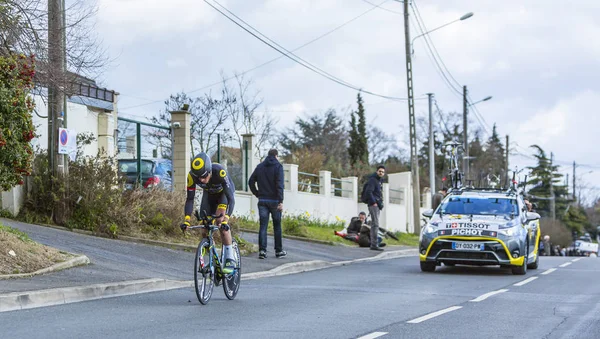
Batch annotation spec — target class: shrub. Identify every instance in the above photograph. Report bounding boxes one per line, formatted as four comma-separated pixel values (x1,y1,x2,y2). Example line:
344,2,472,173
0,53,36,191
540,218,573,247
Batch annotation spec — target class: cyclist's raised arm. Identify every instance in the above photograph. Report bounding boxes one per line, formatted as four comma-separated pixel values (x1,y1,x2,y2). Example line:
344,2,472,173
184,172,197,218
224,175,235,216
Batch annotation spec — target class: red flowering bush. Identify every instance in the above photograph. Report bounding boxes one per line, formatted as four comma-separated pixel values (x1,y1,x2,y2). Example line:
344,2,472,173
0,53,36,191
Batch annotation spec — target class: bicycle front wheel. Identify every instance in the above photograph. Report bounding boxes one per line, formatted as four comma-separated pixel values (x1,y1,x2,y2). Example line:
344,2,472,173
223,239,241,300
194,238,214,305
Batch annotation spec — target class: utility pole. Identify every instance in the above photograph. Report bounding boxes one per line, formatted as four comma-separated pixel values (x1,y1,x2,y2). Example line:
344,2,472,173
404,1,421,234
428,93,434,202
48,0,67,177
505,135,509,179
463,85,468,179
550,152,555,220
573,161,576,203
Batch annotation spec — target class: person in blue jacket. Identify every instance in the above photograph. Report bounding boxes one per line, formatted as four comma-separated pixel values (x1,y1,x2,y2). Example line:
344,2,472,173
249,149,286,259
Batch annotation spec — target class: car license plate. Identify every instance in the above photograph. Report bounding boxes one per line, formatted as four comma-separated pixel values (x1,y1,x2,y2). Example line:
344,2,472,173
452,242,485,251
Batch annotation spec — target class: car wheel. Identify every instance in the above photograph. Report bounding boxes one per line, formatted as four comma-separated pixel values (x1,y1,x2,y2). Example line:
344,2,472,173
420,261,436,272
527,251,539,270
512,241,529,275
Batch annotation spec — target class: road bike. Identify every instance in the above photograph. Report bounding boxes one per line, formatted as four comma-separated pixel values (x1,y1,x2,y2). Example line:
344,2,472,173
184,211,241,305
443,141,464,189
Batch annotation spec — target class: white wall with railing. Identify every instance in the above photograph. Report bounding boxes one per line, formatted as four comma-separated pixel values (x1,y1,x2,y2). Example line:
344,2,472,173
234,135,425,233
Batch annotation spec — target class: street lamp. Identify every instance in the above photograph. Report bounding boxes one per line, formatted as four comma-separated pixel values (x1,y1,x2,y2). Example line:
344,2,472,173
411,12,474,54
469,96,493,106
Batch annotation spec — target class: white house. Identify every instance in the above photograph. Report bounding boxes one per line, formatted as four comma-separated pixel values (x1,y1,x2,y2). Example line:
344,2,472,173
1,79,119,215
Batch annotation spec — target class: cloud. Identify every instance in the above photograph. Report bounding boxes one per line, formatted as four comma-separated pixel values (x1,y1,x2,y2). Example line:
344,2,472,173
97,0,221,43
166,58,188,69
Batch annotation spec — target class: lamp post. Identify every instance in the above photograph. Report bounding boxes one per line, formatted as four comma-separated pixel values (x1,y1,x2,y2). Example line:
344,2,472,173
411,12,474,54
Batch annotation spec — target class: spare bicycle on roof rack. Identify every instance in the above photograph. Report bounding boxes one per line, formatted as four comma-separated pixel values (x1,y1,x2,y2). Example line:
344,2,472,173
442,141,464,190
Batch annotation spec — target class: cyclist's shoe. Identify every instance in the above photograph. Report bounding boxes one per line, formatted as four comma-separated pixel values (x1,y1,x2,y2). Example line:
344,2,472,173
370,246,384,251
222,258,237,275
379,242,387,248
258,250,267,259
275,250,287,258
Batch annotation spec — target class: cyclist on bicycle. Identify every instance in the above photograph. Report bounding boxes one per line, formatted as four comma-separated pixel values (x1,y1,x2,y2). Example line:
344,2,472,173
181,152,237,274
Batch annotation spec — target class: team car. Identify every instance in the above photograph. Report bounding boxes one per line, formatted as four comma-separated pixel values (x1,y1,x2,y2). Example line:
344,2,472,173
419,188,541,275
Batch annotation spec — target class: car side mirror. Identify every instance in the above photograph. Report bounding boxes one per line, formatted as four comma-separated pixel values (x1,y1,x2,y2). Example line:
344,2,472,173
422,209,434,218
526,212,541,222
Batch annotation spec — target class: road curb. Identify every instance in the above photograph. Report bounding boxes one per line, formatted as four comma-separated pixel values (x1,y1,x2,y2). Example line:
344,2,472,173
243,248,419,280
0,249,418,312
239,228,337,246
0,255,91,280
0,278,192,313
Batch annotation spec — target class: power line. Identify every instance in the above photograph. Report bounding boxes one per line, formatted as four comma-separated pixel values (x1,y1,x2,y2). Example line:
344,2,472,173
360,0,403,15
409,6,463,98
412,0,464,91
120,0,394,110
205,0,410,102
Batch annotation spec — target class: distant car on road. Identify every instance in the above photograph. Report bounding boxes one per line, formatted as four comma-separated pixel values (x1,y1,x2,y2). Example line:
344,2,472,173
118,158,172,190
419,187,541,275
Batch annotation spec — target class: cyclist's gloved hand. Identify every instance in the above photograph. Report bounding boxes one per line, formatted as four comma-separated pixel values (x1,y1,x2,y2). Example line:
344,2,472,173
180,215,191,231
377,201,384,210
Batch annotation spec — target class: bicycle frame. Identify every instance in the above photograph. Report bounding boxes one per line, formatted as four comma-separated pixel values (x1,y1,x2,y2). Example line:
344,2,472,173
443,142,464,189
189,222,224,280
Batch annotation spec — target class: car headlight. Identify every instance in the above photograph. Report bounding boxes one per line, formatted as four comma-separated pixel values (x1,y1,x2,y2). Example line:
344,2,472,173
424,223,438,234
498,219,520,236
499,226,519,237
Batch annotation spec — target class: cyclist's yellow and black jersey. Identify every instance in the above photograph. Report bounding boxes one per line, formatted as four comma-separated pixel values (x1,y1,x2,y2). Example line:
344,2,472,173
185,163,235,218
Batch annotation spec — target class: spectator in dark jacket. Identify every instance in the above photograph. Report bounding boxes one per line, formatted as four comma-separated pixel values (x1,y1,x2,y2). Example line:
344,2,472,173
361,165,385,251
249,149,286,259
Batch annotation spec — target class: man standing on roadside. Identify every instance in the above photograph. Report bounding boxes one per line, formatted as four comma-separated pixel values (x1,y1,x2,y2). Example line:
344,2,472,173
249,149,286,259
361,165,386,251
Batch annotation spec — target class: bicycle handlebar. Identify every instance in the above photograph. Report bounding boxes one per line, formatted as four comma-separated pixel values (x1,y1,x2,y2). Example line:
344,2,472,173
182,211,224,233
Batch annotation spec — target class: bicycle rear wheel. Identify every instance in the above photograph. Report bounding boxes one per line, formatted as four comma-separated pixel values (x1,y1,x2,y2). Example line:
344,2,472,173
223,239,241,300
194,239,214,305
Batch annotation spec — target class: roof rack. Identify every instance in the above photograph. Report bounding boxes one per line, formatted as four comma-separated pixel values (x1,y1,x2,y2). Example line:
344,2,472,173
448,186,517,196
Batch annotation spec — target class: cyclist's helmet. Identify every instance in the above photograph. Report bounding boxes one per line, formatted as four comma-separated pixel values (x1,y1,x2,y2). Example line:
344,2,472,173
190,152,212,178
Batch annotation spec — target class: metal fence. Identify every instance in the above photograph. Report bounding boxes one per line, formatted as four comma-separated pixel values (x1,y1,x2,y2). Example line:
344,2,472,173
298,171,320,194
330,177,352,197
116,117,172,189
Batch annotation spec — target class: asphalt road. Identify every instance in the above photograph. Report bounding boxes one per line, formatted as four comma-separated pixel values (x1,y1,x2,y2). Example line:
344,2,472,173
0,218,398,293
2,253,598,338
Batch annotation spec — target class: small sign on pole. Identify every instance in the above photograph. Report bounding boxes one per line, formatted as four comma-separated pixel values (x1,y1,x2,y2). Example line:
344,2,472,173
58,128,77,161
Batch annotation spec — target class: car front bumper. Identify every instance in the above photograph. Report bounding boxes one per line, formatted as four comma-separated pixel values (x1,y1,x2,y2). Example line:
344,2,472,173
419,235,525,266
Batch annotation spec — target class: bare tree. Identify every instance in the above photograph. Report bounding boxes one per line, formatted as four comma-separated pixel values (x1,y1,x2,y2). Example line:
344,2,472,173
151,91,233,157
1,0,109,96
368,126,396,165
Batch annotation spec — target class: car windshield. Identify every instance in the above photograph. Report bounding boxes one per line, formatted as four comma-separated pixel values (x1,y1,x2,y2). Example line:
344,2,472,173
118,160,154,174
439,197,518,217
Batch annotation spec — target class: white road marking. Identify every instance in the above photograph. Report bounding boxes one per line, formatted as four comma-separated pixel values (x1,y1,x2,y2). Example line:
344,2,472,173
541,268,557,275
513,276,538,286
469,289,509,302
572,258,583,262
357,332,388,339
559,262,572,268
407,306,463,324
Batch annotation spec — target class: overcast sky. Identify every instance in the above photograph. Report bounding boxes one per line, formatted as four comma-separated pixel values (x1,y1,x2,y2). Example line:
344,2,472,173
93,0,600,203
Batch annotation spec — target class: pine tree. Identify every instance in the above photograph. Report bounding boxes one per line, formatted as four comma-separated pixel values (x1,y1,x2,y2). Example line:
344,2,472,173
348,93,368,166
526,145,568,218
356,93,368,164
348,112,359,165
